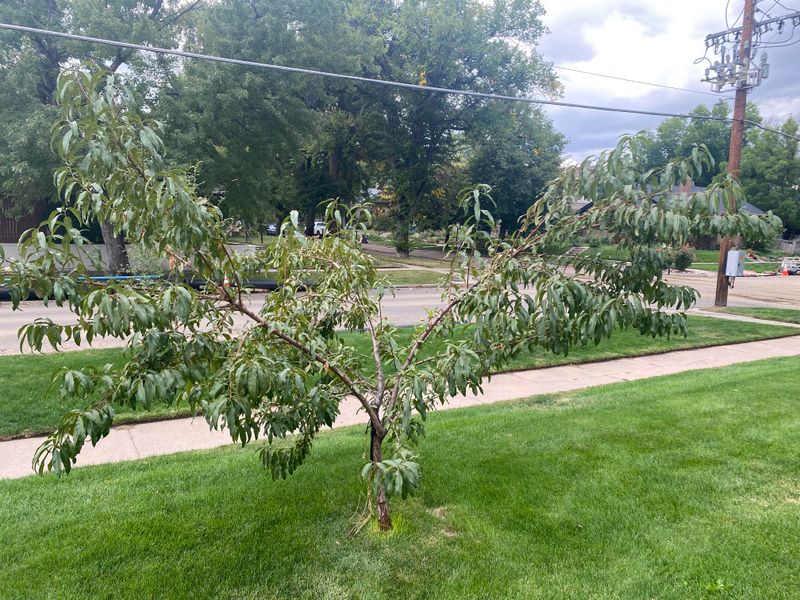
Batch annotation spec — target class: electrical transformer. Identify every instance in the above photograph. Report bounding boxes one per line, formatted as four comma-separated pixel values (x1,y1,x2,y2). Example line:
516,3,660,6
725,250,746,277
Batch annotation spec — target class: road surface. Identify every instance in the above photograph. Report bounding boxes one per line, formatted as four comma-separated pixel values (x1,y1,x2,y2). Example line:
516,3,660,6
0,272,797,355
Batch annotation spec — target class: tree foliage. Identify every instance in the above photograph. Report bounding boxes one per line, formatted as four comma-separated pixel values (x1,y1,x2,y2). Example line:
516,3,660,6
639,102,735,187
5,67,782,530
640,102,799,237
2,0,565,254
741,117,800,236
467,106,565,236
0,0,203,271
349,0,559,254
0,0,201,211
160,0,375,230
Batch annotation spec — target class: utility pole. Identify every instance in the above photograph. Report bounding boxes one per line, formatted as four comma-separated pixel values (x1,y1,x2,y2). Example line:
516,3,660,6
701,2,800,304
714,0,755,307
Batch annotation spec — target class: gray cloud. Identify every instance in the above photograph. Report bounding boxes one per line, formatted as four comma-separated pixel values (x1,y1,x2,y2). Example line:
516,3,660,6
538,3,800,161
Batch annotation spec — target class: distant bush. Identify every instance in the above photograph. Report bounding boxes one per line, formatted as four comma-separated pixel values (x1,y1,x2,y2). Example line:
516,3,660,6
673,246,695,271
371,212,394,232
127,244,168,275
740,227,780,251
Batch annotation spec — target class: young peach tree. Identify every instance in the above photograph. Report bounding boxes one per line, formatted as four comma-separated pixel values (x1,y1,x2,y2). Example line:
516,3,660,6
6,66,779,530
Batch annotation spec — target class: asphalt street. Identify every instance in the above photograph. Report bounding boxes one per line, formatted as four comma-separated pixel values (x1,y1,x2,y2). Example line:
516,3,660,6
1,273,798,355
0,287,448,355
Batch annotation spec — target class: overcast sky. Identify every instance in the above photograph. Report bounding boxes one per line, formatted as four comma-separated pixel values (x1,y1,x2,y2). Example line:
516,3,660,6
535,0,800,161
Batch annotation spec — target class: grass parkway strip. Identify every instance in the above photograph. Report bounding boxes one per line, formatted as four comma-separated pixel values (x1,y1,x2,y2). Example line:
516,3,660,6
0,356,798,598
711,306,800,325
0,315,796,440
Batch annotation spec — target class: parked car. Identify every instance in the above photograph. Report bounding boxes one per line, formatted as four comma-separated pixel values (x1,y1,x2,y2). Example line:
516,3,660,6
265,223,278,236
313,221,326,236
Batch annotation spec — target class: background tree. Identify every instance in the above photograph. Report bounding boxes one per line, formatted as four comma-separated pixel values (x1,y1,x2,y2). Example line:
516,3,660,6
640,102,769,183
0,43,59,216
6,67,779,532
641,102,799,236
467,106,565,237
0,0,202,271
740,117,800,236
160,0,377,233
640,103,734,186
350,0,560,255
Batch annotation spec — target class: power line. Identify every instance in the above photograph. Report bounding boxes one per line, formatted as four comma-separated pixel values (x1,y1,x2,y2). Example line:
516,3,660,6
0,22,797,142
767,0,800,12
727,0,746,28
552,65,732,99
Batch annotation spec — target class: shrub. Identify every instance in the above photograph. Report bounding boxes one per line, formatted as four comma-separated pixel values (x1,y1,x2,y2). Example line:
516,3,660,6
674,246,695,271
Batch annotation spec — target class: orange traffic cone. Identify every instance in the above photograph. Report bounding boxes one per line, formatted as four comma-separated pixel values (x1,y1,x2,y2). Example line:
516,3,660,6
782,266,789,277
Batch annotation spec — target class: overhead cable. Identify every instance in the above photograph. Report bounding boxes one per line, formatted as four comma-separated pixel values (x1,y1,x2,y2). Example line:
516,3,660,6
552,65,732,98
0,22,798,142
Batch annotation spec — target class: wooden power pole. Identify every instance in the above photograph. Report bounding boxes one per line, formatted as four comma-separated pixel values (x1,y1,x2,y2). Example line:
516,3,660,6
713,0,756,307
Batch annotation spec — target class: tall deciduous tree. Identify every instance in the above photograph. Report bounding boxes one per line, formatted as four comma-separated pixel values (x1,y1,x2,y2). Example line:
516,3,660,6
640,102,734,186
6,67,779,531
640,102,767,183
741,117,800,236
0,0,202,270
641,102,800,235
160,0,377,230
0,43,59,216
350,0,560,255
468,106,565,237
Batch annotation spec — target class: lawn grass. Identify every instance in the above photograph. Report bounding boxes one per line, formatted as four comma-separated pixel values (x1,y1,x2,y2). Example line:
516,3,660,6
380,269,447,285
584,246,778,270
249,267,447,284
0,315,795,440
692,248,724,262
584,244,627,260
1,356,799,598
367,254,450,269
369,255,404,268
713,306,800,325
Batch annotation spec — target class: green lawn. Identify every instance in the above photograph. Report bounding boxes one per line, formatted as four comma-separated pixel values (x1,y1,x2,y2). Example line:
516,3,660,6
1,356,799,598
369,255,404,269
0,315,796,440
714,306,800,325
692,249,725,262
584,247,781,273
380,269,447,285
367,254,450,269
583,244,626,260
249,268,448,284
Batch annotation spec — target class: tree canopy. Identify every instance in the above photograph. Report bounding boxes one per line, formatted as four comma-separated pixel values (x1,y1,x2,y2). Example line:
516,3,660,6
640,102,799,237
467,106,565,237
4,66,780,531
741,117,800,235
1,0,565,254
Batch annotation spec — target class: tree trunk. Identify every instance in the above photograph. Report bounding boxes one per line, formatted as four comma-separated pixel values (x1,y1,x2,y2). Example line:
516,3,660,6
499,221,508,240
99,221,129,274
370,424,392,531
393,194,410,257
304,213,316,237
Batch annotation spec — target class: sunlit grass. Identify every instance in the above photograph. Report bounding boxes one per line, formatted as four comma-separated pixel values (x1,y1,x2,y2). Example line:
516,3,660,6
1,356,799,598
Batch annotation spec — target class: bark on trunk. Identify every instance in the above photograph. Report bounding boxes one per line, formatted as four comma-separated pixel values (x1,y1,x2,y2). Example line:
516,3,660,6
370,424,392,531
99,221,129,274
393,195,410,258
304,213,316,237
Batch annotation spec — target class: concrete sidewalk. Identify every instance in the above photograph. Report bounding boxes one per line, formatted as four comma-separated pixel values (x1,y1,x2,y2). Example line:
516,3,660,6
2,334,800,480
